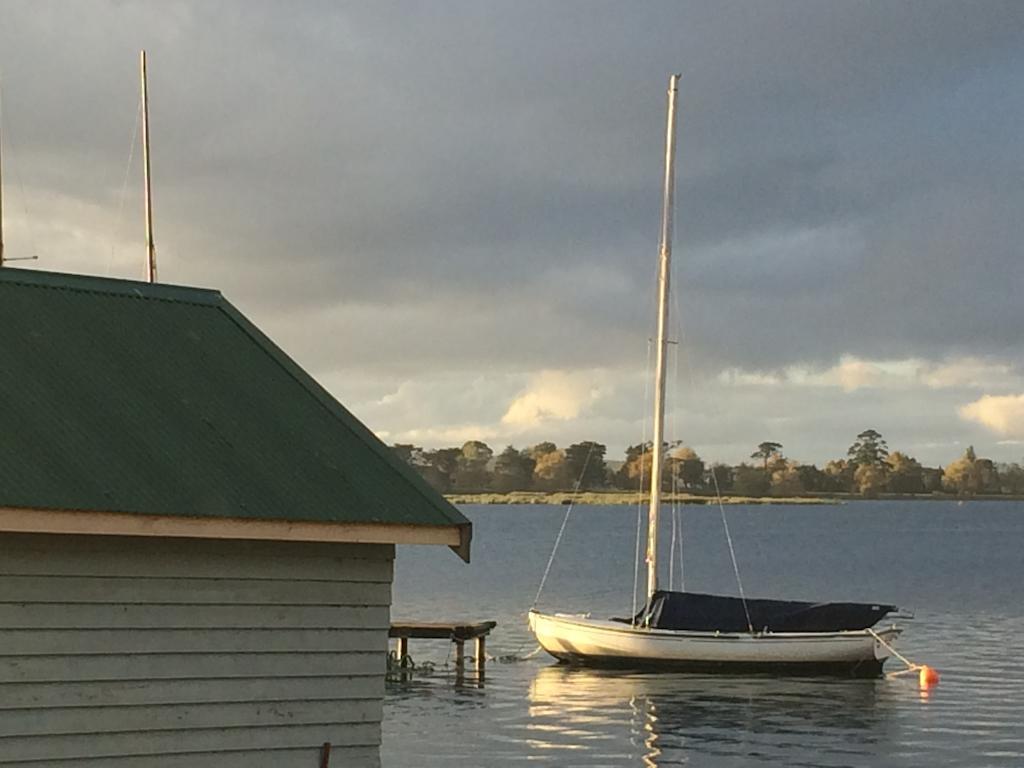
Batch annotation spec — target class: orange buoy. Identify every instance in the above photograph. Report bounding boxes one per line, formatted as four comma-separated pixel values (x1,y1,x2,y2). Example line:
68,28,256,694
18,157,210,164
918,665,940,688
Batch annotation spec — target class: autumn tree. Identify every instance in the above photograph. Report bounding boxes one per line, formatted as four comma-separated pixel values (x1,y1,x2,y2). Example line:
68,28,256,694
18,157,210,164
977,457,1001,494
998,463,1024,494
527,442,557,458
796,464,826,492
886,451,924,494
418,447,461,493
823,459,854,492
668,445,704,490
707,463,734,492
452,441,493,491
847,429,889,467
846,430,889,495
943,446,984,496
733,463,769,497
769,460,805,496
530,443,569,491
564,441,608,490
854,463,888,497
921,466,945,493
616,443,653,491
491,446,535,492
391,444,419,466
751,442,783,475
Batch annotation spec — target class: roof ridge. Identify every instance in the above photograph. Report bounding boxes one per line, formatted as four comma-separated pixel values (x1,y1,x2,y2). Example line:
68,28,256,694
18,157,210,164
0,267,223,307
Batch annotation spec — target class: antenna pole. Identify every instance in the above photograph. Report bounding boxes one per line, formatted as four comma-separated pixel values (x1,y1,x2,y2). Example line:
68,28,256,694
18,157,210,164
140,50,156,282
1,74,5,267
646,74,681,603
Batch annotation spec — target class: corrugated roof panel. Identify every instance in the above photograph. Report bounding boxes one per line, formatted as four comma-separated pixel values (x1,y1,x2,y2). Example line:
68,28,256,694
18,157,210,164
0,268,467,529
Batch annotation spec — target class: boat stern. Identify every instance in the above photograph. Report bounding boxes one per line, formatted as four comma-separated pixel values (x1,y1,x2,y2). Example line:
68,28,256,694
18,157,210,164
871,624,903,662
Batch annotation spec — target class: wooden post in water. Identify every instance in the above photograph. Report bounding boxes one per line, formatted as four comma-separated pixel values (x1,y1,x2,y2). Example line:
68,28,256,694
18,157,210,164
475,635,486,671
454,639,465,668
140,50,157,283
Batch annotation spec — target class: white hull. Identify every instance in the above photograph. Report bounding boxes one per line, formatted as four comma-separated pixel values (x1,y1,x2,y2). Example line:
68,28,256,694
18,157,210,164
529,610,900,677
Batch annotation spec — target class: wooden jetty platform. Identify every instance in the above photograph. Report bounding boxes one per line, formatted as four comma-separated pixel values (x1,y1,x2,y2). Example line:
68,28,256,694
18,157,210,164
390,621,497,672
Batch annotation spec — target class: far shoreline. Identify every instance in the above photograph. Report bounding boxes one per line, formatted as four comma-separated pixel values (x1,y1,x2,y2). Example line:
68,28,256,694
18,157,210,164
445,491,838,505
444,491,1024,506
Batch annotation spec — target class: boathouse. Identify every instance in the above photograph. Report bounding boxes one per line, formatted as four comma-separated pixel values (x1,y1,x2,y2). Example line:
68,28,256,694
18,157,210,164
0,268,470,767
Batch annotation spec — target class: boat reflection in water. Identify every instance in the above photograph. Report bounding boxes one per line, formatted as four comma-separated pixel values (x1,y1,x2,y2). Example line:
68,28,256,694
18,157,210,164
527,665,895,766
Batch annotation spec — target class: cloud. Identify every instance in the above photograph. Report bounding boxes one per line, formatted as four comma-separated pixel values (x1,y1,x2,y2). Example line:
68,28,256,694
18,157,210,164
919,358,1019,390
831,358,900,392
380,423,504,446
2,1,1023,466
959,394,1024,437
719,356,1023,394
502,370,607,428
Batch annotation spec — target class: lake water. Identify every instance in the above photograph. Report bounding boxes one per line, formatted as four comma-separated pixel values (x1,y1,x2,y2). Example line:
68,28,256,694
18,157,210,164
383,501,1024,766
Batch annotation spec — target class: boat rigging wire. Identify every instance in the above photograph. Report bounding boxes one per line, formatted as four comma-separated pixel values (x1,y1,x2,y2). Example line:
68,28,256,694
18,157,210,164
711,468,754,634
668,304,686,592
678,271,753,633
631,338,654,621
531,441,597,609
676,505,684,588
669,503,685,592
668,486,678,590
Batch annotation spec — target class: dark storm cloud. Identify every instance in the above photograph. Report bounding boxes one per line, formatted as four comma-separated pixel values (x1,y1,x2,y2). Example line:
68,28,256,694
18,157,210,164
1,0,1022,379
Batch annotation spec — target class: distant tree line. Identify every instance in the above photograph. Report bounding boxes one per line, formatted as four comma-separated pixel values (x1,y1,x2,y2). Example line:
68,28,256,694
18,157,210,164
391,429,1024,498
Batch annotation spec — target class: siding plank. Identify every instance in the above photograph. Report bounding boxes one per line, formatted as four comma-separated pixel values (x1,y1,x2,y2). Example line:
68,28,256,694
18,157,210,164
0,576,392,605
0,676,384,709
0,745,380,768
0,603,390,629
0,652,384,683
2,534,395,565
0,534,391,764
0,699,384,737
0,628,387,655
0,722,381,762
0,552,393,581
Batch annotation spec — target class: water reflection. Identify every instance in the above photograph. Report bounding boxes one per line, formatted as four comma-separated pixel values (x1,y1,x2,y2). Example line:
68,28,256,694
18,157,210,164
386,504,1024,767
528,666,893,766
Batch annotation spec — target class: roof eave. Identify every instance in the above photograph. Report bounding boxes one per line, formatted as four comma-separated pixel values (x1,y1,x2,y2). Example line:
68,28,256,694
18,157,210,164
0,506,471,559
451,522,472,563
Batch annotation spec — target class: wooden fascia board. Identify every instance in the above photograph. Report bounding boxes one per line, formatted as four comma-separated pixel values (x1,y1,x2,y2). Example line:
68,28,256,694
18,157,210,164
0,507,470,560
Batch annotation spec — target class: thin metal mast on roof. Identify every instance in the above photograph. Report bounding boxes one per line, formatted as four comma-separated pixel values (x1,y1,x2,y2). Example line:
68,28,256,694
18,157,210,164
1,73,5,267
0,76,44,267
140,50,157,283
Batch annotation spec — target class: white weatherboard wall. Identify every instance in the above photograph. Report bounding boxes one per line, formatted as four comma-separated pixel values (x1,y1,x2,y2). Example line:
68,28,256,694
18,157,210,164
0,533,393,767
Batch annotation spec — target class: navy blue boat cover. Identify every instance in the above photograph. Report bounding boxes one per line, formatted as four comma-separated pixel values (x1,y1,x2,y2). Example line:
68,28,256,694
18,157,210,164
626,591,896,633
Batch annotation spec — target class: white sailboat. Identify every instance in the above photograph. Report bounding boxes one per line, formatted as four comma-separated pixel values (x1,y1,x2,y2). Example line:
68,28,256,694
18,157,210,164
528,75,901,677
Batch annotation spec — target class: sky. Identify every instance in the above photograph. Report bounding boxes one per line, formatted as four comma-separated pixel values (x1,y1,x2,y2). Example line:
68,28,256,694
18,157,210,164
1,0,1022,467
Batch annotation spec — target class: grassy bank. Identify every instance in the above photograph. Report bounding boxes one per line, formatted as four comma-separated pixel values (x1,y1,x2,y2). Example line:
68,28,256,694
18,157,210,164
444,491,839,506
445,491,1024,505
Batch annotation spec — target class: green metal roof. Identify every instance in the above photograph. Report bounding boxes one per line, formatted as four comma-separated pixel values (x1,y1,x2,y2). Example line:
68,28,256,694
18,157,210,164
0,267,468,534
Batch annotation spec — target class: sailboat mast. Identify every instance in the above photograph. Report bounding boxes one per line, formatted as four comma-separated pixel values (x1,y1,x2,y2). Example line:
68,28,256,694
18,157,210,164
646,74,680,603
140,50,157,283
